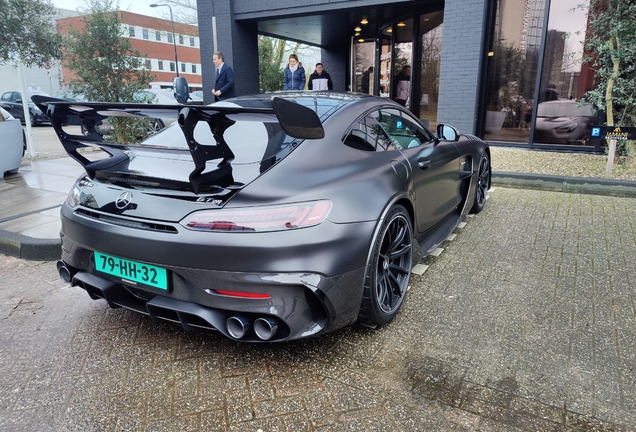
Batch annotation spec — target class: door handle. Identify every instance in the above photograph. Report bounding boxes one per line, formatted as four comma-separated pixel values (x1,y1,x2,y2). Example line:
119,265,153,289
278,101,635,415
418,158,431,170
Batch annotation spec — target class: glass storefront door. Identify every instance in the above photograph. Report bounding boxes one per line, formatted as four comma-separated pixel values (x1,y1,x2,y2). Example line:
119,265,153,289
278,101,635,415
393,18,413,108
483,0,545,144
533,0,598,148
417,11,444,129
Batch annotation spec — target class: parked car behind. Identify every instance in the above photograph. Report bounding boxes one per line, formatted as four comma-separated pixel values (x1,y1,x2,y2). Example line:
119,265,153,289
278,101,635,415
0,90,51,126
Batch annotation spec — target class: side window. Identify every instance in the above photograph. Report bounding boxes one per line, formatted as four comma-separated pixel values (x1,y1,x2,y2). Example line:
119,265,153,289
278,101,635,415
343,112,394,152
1,93,11,101
372,108,435,150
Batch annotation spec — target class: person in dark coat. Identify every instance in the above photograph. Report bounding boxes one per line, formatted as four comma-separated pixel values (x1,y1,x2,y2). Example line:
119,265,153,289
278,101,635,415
308,63,333,91
283,54,306,91
212,51,236,101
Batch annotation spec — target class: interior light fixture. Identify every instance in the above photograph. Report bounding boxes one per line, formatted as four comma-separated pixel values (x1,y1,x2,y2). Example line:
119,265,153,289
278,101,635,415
355,32,360,36
397,22,406,27
361,17,368,24
354,26,362,32
387,28,392,33
358,38,365,43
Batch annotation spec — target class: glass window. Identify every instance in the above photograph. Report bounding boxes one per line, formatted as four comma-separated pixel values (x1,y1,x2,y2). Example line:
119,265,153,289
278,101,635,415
167,33,173,43
190,37,195,47
534,0,598,147
179,35,184,45
191,64,197,74
482,0,545,143
158,61,164,71
379,29,392,99
128,26,135,37
181,63,186,73
417,11,444,129
343,115,392,151
170,62,175,72
372,108,435,150
353,41,375,95
145,59,151,70
155,30,161,41
142,28,149,39
393,19,413,109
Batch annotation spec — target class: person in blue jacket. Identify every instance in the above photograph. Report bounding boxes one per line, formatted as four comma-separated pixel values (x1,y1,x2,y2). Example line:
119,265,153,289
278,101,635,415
283,54,306,91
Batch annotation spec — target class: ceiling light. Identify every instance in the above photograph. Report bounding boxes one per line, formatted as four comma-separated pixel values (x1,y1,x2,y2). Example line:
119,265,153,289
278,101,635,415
397,22,406,27
387,28,392,33
355,32,360,36
358,39,365,43
361,17,368,24
354,26,362,32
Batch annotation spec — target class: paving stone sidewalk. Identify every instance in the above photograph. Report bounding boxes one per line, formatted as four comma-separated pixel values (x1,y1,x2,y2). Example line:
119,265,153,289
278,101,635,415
0,186,635,431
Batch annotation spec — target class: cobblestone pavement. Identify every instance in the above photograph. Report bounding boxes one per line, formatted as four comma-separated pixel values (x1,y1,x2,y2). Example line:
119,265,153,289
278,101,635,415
1,187,635,431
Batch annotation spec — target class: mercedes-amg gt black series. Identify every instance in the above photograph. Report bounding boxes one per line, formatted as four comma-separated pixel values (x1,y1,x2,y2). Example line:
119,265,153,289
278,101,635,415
37,92,491,342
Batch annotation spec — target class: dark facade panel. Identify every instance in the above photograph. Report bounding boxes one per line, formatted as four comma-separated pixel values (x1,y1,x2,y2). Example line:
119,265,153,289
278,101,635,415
438,0,488,134
233,0,414,18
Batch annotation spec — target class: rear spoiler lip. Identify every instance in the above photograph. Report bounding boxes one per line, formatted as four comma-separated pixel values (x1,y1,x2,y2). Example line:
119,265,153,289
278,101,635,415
32,96,325,194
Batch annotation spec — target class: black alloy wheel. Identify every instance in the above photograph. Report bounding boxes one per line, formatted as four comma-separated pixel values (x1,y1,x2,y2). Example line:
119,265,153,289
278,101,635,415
470,152,491,214
29,113,36,127
359,205,413,326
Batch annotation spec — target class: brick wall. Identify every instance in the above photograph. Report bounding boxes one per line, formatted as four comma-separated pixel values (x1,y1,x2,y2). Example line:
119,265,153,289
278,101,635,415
437,0,488,134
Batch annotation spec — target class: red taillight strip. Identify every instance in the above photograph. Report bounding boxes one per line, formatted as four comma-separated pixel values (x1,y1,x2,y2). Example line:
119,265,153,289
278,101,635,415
214,289,271,299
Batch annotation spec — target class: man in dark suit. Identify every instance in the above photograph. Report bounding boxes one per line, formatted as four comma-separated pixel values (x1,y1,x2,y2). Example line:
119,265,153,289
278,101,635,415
212,51,236,101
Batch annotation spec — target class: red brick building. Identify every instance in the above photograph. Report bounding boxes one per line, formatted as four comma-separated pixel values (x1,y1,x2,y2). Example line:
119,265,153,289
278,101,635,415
57,11,202,91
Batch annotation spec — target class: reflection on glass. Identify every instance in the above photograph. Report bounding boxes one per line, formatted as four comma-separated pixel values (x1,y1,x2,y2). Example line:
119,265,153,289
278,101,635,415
483,0,545,143
353,42,375,94
418,11,444,130
534,0,599,147
393,18,413,108
379,29,392,98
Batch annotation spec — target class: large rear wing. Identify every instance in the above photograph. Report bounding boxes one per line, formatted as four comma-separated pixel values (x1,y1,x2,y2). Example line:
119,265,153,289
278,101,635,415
32,96,324,194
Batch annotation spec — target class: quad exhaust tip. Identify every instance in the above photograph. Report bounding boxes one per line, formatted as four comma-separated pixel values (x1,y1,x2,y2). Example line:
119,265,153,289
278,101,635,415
226,315,280,340
226,316,251,339
57,261,73,284
254,317,279,341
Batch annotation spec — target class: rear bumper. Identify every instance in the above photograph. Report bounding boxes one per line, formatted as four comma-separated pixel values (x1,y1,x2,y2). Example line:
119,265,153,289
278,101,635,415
59,225,368,341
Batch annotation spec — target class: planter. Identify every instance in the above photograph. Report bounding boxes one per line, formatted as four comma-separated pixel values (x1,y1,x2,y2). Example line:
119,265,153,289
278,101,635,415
485,110,506,134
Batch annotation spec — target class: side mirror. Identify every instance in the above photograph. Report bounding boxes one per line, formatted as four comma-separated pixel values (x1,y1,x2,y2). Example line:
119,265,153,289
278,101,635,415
436,124,459,142
173,77,190,104
16,98,22,104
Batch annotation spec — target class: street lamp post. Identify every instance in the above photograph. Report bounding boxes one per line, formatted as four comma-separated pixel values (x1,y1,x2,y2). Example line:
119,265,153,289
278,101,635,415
150,3,179,77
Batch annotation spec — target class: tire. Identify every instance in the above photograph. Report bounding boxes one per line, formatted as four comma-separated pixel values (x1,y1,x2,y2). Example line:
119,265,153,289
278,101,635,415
29,113,36,127
22,130,26,157
359,205,413,326
470,152,491,214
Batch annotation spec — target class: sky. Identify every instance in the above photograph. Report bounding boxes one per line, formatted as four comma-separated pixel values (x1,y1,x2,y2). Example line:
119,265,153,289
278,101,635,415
53,0,165,17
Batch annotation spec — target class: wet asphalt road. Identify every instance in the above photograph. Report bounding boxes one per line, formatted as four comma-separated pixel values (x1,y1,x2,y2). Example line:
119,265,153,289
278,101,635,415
1,186,635,431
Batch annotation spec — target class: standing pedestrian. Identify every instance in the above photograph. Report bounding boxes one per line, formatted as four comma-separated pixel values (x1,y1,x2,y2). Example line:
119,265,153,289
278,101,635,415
283,54,306,91
308,63,333,91
393,65,411,107
212,51,236,101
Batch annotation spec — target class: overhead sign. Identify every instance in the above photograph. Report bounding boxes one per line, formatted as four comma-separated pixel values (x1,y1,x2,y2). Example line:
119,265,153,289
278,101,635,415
591,126,636,140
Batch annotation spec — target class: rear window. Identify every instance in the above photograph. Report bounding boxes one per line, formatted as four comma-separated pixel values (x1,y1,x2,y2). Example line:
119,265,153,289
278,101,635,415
141,114,297,165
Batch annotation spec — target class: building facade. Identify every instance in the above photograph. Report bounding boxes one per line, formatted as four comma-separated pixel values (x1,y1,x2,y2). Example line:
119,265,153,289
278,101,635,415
57,11,202,92
197,0,602,151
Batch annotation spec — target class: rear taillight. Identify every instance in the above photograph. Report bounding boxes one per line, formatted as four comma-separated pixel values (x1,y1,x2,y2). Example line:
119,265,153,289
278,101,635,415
180,200,332,233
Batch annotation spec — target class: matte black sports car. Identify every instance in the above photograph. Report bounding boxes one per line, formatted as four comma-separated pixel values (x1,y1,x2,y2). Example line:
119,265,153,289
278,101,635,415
36,92,491,342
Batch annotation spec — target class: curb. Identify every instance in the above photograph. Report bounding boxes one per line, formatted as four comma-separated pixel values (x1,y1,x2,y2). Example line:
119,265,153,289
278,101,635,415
492,172,636,198
0,229,61,261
